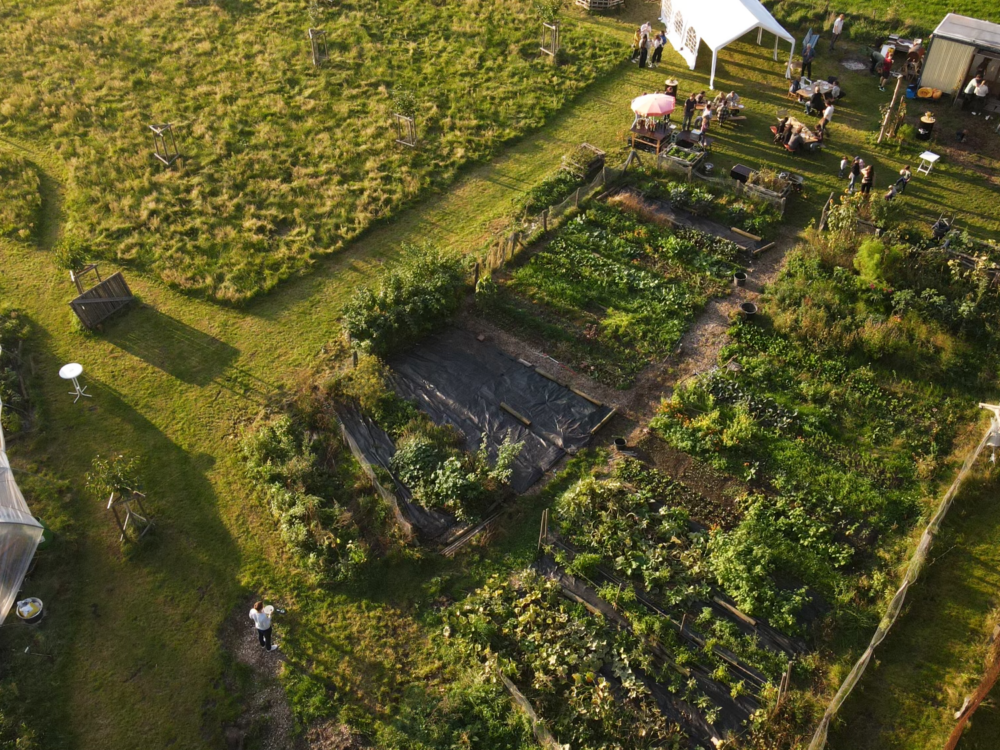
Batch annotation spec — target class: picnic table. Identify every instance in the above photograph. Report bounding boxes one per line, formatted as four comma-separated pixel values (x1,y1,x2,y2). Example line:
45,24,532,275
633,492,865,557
783,116,819,144
794,80,834,102
630,122,673,155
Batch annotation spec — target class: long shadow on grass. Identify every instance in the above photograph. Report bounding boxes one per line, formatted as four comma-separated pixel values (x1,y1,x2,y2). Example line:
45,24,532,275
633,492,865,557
102,305,240,386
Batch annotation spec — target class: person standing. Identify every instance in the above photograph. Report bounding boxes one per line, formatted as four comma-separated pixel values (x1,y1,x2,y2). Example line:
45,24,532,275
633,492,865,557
631,28,642,61
802,44,815,79
847,156,861,194
839,155,849,178
250,600,279,652
895,165,912,193
682,92,697,131
699,104,713,144
972,77,990,115
860,164,875,197
651,32,665,66
830,14,845,50
879,52,894,91
638,34,649,68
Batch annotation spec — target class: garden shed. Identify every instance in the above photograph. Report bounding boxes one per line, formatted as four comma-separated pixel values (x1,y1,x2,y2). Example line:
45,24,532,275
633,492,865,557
660,0,795,90
0,402,43,624
919,13,1000,96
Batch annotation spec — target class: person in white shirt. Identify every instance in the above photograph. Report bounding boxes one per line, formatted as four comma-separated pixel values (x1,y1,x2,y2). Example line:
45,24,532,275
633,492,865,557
822,99,835,123
965,75,988,114
640,21,652,40
249,600,279,652
830,14,845,50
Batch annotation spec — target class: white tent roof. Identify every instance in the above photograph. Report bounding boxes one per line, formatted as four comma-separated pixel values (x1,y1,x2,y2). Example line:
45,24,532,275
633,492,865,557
0,387,43,625
661,0,795,89
686,0,794,51
933,13,1000,51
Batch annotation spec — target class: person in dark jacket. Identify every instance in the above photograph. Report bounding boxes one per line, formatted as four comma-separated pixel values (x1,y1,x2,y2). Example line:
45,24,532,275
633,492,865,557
638,35,649,68
807,89,825,116
682,93,697,131
802,44,815,78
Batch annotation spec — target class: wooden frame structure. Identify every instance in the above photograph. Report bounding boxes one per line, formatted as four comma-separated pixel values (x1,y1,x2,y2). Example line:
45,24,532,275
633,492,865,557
68,268,135,330
393,113,417,147
308,28,328,66
540,21,560,56
149,123,179,166
107,490,153,542
575,0,623,10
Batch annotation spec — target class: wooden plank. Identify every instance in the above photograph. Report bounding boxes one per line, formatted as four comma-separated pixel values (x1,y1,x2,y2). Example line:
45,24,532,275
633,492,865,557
589,408,616,436
569,386,603,406
500,402,532,427
730,227,763,241
534,369,564,386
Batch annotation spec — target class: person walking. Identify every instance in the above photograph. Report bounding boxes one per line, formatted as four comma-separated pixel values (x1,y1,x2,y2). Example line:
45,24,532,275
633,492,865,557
860,164,875,197
802,44,815,79
630,28,642,61
638,34,649,68
830,14,845,50
682,92,697,131
895,164,912,193
839,155,849,178
879,52,894,91
847,156,861,194
250,600,279,652
651,32,665,66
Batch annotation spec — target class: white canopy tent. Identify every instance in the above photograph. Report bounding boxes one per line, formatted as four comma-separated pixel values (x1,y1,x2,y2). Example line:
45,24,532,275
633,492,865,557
660,0,796,90
0,382,43,625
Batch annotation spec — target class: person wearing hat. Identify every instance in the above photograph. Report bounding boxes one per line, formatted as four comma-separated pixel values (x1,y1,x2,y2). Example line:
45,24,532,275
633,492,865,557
250,600,279,652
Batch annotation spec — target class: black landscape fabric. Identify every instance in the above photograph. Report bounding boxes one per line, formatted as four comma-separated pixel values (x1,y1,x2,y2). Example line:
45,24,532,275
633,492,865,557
389,328,613,493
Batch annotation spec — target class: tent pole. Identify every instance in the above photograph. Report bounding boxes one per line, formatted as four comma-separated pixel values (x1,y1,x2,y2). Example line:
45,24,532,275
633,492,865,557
758,27,763,45
710,50,717,90
787,40,795,79
774,33,779,61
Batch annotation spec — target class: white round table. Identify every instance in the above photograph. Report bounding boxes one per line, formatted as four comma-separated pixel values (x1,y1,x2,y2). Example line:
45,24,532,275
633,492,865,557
59,363,91,403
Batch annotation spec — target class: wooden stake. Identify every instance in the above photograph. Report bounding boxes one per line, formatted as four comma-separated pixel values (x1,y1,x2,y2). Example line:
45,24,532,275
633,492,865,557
878,75,905,144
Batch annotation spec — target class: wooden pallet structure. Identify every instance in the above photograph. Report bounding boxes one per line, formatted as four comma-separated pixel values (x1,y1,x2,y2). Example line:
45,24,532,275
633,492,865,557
68,263,135,330
575,0,624,9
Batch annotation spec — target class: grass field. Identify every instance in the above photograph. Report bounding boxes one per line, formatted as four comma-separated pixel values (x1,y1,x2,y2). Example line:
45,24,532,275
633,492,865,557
0,0,619,303
1,1,999,748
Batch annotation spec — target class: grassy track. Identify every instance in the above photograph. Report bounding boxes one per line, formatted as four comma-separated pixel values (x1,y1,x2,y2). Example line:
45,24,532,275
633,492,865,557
2,4,999,748
827,470,1000,750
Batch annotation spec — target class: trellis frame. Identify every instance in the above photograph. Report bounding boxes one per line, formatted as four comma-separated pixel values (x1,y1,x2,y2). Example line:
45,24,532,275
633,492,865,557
540,21,560,56
149,123,179,166
107,489,154,543
308,28,328,66
393,113,417,147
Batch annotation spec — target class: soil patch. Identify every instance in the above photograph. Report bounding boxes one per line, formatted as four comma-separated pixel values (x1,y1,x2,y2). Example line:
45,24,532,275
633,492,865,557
218,597,303,750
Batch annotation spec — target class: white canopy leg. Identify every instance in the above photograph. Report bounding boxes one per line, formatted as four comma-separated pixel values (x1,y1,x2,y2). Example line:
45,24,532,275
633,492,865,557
774,33,779,61
786,39,795,78
758,27,763,45
710,50,718,90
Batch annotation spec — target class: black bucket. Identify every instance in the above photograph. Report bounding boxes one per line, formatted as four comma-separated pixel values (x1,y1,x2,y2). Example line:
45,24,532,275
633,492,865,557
740,302,758,319
734,271,747,287
613,437,628,452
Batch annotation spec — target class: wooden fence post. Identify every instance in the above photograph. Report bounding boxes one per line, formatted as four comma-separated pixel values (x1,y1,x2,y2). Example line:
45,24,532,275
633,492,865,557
574,188,580,208
542,209,548,233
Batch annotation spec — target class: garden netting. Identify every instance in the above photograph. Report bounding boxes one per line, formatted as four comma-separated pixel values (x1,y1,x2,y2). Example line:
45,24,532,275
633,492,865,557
0,399,43,625
388,328,613,494
808,414,998,749
337,329,613,540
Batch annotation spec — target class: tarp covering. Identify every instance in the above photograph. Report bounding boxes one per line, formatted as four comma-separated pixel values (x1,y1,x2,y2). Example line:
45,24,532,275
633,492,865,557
0,399,43,625
389,329,613,494
660,0,795,88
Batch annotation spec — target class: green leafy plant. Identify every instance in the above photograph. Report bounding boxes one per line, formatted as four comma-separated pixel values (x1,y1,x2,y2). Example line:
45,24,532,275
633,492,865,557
86,452,142,500
342,249,466,357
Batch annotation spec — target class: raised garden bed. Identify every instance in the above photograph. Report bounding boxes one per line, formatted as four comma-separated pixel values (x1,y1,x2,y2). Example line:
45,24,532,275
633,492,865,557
476,202,742,389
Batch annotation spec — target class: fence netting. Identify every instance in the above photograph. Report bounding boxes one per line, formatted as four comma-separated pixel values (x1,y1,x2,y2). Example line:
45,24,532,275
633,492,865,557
808,415,998,749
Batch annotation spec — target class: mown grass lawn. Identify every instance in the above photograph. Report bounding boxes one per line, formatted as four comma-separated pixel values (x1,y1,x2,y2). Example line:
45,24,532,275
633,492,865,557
1,1,999,749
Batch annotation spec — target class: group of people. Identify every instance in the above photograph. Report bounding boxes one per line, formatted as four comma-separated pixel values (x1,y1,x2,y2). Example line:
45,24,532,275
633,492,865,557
963,74,991,115
839,156,912,200
680,90,742,143
631,22,665,68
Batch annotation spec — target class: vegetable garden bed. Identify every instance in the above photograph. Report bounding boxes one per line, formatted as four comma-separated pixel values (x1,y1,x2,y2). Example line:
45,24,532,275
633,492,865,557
476,202,742,389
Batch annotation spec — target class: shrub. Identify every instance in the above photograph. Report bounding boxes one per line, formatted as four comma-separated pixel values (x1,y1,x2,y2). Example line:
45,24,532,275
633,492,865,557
518,168,584,215
0,308,30,436
853,238,901,284
391,434,523,522
240,412,369,578
86,452,142,500
342,250,466,357
332,354,420,438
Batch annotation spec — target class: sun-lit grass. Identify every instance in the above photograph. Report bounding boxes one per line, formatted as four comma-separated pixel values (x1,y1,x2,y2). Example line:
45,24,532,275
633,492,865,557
0,0,619,302
1,1,999,748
